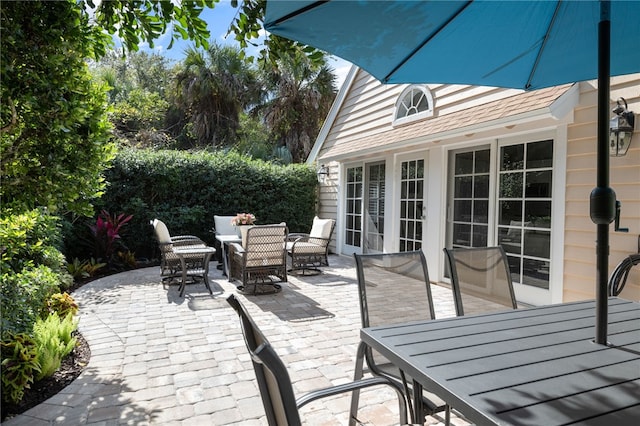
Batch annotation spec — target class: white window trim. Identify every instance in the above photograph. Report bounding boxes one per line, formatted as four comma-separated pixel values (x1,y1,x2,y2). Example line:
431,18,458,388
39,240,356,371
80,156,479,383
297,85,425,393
393,85,434,126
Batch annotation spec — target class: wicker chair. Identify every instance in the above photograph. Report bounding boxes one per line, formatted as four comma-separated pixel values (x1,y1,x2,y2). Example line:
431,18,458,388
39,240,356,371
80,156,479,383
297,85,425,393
229,224,288,294
286,216,335,275
151,219,208,283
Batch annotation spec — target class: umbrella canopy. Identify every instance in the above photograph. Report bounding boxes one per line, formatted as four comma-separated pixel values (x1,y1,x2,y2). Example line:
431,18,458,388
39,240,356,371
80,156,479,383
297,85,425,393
265,0,640,344
265,1,640,90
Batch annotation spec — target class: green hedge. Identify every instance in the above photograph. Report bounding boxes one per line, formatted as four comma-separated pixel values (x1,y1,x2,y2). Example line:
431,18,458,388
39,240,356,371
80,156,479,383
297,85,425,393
83,148,318,260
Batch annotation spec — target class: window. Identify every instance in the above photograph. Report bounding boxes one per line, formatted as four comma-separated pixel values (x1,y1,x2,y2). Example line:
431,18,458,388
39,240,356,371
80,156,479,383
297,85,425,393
498,140,553,290
393,85,434,125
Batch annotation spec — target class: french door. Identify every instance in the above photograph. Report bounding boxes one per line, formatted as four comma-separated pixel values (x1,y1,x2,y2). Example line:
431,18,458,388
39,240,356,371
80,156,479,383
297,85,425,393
398,157,426,252
343,162,386,254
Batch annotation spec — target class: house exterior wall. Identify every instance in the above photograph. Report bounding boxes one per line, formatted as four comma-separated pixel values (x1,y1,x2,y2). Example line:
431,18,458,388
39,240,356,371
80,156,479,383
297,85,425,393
563,74,640,302
314,69,639,304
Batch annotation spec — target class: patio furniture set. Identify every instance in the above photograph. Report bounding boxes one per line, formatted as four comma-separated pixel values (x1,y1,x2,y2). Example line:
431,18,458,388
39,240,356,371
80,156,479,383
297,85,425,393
227,246,640,426
153,218,638,425
151,216,336,296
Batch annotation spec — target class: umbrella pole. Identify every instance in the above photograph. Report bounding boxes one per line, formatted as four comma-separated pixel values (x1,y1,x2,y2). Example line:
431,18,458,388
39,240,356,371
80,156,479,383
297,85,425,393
590,1,615,345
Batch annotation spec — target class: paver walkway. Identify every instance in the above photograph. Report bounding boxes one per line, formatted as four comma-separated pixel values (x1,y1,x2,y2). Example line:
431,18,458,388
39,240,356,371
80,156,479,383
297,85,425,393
3,255,470,426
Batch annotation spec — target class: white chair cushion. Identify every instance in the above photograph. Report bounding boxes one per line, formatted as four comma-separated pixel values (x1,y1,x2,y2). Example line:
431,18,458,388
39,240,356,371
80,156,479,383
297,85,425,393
309,217,334,239
153,219,172,244
214,215,238,236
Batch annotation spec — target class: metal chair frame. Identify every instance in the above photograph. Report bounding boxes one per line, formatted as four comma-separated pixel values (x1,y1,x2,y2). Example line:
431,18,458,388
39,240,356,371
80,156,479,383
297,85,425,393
350,251,450,425
227,294,408,426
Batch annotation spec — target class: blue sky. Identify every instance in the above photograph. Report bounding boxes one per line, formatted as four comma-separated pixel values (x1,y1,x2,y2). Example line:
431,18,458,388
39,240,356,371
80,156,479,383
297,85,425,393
137,1,351,88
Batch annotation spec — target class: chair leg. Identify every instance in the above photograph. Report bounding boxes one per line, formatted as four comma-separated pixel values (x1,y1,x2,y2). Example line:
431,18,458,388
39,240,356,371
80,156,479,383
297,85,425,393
348,342,367,426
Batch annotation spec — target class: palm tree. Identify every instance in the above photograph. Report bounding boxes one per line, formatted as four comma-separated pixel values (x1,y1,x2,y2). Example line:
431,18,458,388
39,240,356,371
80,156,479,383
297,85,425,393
174,43,262,147
256,50,337,163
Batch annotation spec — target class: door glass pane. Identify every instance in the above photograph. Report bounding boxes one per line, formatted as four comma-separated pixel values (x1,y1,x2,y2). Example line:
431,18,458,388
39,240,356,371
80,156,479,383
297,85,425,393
499,173,523,198
501,145,524,170
455,176,472,198
526,140,553,168
525,171,552,198
455,152,474,174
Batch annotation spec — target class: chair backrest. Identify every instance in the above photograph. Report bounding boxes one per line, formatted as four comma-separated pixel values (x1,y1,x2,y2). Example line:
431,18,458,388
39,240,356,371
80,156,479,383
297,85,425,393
354,251,436,370
308,217,335,247
443,246,518,316
244,225,288,266
151,219,172,244
227,294,301,426
213,215,237,236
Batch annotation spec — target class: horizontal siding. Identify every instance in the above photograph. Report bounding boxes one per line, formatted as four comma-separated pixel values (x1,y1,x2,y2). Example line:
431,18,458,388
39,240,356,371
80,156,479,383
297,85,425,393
563,75,640,302
317,162,340,253
319,69,524,160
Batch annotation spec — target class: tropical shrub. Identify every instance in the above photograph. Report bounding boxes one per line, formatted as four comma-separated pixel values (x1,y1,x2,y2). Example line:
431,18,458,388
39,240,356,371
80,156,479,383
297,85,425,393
0,209,72,337
66,258,107,281
45,293,79,319
1,266,62,337
88,210,133,267
0,333,40,404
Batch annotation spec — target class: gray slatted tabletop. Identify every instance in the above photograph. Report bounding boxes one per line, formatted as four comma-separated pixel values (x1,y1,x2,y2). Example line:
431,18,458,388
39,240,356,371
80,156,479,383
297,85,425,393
360,298,640,426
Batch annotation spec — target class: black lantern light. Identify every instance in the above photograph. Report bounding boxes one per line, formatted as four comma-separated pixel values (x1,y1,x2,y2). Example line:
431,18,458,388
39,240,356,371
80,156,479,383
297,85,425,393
610,97,635,157
316,164,329,183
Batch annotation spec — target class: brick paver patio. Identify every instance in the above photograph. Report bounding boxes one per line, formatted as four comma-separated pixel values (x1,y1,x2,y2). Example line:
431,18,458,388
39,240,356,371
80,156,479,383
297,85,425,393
3,255,470,426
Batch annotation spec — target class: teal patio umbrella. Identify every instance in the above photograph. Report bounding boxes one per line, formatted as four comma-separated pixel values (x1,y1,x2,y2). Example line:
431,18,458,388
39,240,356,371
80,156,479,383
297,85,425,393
265,0,640,344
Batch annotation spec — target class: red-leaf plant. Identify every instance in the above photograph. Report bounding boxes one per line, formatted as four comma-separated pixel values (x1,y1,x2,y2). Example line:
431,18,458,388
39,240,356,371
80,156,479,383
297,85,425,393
88,210,133,266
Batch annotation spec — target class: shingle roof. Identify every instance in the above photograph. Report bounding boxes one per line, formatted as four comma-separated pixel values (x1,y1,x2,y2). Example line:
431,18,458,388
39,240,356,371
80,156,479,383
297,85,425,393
320,84,573,160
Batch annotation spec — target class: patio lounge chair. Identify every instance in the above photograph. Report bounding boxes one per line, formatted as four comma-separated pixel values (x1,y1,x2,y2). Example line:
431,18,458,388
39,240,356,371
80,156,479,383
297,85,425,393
226,294,409,426
228,224,288,294
443,246,518,316
286,216,335,275
350,251,450,425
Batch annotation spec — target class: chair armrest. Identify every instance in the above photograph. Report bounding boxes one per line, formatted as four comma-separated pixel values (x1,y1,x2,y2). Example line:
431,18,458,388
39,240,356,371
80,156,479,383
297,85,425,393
172,237,206,248
296,376,408,424
228,242,244,254
286,233,311,242
172,235,202,242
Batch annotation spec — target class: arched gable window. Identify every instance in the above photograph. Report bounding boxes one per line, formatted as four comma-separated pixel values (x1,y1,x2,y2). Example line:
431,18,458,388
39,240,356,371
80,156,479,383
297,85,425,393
393,85,434,126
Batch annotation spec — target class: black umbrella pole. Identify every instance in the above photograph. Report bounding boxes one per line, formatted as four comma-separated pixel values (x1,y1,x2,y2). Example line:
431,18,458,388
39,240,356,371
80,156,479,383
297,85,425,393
590,2,614,345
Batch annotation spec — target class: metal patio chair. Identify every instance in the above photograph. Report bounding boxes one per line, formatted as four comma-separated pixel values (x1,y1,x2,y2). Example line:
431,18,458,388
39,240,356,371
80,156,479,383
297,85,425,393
286,216,335,275
226,294,408,426
350,251,450,426
228,224,288,294
443,246,518,316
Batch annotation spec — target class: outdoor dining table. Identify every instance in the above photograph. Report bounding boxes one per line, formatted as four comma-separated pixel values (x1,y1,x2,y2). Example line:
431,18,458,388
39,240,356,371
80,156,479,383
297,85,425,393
360,298,640,426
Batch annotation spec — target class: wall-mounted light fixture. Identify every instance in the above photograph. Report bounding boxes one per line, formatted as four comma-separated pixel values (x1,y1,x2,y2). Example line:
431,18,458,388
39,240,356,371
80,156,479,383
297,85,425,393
316,164,329,183
610,97,635,157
